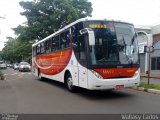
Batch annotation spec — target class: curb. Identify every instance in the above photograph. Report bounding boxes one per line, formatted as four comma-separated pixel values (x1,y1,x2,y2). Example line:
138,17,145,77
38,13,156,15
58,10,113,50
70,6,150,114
133,87,160,95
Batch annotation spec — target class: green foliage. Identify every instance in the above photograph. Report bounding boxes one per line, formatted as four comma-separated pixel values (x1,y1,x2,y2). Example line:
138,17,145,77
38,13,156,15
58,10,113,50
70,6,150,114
138,82,160,90
1,37,32,63
16,0,92,40
0,0,92,63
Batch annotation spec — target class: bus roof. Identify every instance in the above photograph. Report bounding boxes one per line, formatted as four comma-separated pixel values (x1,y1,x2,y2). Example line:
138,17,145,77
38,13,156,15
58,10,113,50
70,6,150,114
32,17,133,47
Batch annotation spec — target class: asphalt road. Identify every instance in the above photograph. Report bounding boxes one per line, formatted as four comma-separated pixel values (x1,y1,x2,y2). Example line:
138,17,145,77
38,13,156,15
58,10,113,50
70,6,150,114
0,68,160,114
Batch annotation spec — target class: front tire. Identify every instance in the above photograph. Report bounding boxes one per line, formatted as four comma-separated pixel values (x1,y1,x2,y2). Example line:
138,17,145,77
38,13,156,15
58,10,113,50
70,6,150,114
66,74,76,92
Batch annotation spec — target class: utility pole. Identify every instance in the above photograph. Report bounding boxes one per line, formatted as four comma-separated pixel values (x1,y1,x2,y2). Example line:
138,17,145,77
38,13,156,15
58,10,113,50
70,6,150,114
137,31,153,85
146,45,154,84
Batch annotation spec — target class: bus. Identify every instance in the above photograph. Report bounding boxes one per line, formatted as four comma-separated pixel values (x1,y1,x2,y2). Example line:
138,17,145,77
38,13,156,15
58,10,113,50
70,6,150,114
32,18,140,92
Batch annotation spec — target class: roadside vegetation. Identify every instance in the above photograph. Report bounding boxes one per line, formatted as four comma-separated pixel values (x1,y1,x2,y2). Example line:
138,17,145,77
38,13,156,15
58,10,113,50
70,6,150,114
0,0,93,63
138,82,160,90
0,70,4,80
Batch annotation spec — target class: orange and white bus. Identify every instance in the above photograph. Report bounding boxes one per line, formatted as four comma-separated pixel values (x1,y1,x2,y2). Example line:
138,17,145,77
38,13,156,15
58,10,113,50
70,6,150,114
32,18,140,92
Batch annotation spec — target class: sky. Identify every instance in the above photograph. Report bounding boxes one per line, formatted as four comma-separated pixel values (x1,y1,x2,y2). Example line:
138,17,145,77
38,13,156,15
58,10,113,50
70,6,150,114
0,0,160,50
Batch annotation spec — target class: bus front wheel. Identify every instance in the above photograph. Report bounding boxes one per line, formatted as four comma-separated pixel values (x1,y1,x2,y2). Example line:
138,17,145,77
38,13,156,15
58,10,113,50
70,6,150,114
66,74,76,92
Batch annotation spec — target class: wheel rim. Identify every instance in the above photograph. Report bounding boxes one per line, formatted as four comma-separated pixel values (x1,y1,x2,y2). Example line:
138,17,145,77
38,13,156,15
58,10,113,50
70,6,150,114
67,76,73,90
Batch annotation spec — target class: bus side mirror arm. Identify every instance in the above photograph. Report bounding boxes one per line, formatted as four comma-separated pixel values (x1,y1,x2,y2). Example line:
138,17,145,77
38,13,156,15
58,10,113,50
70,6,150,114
79,28,95,46
88,31,95,46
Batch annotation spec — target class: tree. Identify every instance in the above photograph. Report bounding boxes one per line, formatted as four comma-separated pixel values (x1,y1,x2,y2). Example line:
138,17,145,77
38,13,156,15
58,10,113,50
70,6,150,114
1,0,93,63
15,0,93,41
0,37,32,63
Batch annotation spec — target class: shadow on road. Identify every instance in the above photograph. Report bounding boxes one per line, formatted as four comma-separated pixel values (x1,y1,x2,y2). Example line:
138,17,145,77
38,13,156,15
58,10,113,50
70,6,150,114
36,78,66,90
75,89,134,100
36,78,134,100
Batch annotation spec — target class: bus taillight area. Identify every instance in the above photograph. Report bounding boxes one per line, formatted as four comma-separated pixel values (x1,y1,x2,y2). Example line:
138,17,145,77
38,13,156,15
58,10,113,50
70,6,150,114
87,68,140,90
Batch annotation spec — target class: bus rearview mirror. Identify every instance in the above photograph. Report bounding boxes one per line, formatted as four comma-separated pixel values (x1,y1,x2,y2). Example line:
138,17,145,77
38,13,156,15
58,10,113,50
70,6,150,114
88,31,95,46
79,28,95,46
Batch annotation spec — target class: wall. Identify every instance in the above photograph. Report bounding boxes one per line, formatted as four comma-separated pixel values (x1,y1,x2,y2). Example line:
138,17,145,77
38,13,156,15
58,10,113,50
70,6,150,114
150,40,160,74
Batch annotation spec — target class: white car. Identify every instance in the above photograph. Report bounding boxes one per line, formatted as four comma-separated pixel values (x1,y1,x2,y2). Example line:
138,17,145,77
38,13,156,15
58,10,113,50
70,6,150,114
13,64,19,70
19,62,31,72
0,63,7,69
0,61,7,69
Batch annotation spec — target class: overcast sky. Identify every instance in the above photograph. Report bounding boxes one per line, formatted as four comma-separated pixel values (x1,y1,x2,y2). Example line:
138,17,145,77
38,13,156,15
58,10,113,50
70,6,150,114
0,0,160,50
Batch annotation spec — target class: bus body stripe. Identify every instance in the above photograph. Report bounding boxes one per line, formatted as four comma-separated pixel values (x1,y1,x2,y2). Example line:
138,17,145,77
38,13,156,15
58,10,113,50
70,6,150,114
34,49,72,75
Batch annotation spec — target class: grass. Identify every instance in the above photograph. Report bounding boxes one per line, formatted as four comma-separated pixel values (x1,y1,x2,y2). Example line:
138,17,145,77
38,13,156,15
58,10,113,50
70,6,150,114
0,70,4,80
138,82,160,90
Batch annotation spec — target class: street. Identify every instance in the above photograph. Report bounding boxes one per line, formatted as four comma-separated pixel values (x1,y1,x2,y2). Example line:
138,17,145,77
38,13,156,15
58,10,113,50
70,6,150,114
0,68,160,114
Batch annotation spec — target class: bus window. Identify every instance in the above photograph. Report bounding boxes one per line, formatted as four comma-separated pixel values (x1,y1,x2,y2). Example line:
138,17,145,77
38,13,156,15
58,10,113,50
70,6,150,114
51,35,60,52
78,34,87,60
41,42,45,54
45,39,51,54
60,30,70,50
33,47,36,56
66,30,70,48
51,37,56,52
36,44,41,55
71,22,84,45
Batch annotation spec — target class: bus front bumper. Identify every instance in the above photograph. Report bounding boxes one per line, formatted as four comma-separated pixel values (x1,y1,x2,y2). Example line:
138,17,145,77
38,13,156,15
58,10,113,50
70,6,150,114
87,70,140,90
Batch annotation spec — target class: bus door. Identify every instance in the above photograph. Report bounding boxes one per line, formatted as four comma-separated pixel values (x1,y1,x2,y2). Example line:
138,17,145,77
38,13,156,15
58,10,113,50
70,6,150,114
77,33,88,88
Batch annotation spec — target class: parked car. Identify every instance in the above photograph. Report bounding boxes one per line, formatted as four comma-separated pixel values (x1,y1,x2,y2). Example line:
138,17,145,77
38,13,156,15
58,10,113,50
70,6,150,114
19,62,31,72
7,64,13,68
0,61,7,69
0,63,7,69
13,63,19,70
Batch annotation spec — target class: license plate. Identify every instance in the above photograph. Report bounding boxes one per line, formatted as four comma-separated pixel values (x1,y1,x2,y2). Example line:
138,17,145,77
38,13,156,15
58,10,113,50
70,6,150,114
116,84,124,89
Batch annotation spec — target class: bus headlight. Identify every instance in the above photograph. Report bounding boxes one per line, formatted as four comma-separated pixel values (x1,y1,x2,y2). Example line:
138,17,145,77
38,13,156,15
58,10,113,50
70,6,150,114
133,70,139,77
91,70,104,79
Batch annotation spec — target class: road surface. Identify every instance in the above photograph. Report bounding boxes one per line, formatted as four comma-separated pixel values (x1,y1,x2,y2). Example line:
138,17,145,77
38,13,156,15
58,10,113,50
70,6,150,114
0,68,160,114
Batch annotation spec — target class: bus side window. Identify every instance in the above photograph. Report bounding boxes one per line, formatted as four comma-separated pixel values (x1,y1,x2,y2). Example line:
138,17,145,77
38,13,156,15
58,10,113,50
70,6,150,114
51,37,56,52
36,44,41,55
60,30,70,50
45,39,51,54
41,42,45,54
55,35,60,51
65,30,70,48
60,32,65,49
79,35,87,60
33,47,36,56
72,23,84,59
71,22,84,46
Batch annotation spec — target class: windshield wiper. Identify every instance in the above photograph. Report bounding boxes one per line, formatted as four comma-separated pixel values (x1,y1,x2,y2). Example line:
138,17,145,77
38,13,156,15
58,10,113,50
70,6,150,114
130,33,137,45
118,36,134,65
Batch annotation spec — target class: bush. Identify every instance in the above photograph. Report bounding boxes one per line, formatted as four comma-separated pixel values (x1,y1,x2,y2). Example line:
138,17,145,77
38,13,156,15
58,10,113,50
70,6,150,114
0,70,4,80
138,82,160,90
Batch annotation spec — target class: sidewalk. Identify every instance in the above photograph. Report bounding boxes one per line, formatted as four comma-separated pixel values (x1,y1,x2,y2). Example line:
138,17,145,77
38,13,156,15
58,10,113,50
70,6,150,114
140,73,160,79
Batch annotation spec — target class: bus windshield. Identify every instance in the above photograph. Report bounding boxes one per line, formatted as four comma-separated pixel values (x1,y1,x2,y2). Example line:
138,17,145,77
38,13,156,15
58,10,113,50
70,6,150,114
84,21,139,66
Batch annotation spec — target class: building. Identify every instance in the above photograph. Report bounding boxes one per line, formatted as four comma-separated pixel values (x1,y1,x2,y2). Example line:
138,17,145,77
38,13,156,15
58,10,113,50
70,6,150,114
150,24,160,74
135,25,151,73
136,24,160,74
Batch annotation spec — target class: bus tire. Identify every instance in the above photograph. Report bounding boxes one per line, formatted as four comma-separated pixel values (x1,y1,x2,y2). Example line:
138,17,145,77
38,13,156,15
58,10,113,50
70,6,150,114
66,73,76,92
